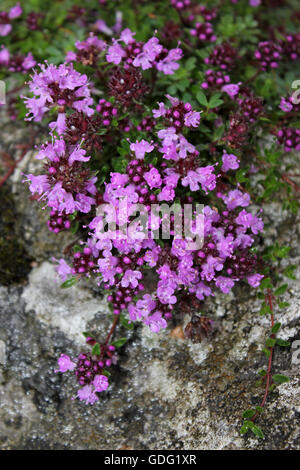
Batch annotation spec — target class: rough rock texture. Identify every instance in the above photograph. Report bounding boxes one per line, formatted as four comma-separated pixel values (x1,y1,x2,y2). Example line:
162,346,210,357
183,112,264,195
0,119,299,450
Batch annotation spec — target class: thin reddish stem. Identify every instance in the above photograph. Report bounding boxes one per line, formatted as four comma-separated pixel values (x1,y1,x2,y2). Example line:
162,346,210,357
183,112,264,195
104,315,119,347
251,288,274,422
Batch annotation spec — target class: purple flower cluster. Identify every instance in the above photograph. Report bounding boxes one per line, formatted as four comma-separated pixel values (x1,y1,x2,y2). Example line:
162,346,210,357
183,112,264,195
190,22,216,43
23,62,94,133
276,127,300,152
55,341,117,404
106,28,182,75
20,22,270,405
153,94,201,132
24,139,97,215
202,69,231,91
254,41,282,71
0,3,22,37
204,42,238,71
53,117,263,341
0,47,36,74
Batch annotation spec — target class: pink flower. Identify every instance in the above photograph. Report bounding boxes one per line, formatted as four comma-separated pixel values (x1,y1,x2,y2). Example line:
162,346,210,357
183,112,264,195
22,52,36,71
106,42,126,64
120,28,135,44
222,83,240,99
184,110,201,127
215,276,235,293
68,147,90,165
182,166,216,193
144,168,162,188
153,102,167,118
0,45,10,65
55,354,76,373
8,3,22,20
93,374,109,392
247,273,264,287
235,210,264,234
144,311,167,332
0,24,12,37
156,47,183,75
77,385,98,405
223,190,250,210
54,258,72,282
130,139,154,159
133,37,163,70
157,185,175,201
279,97,293,112
24,174,49,195
121,269,142,288
221,152,240,172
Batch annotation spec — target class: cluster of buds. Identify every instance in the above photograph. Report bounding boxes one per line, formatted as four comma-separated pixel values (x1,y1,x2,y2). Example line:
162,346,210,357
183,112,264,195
108,66,149,109
154,94,201,132
65,33,106,67
281,33,300,61
71,247,96,275
276,127,300,152
48,210,71,234
55,336,117,404
254,41,282,71
224,114,249,149
204,42,238,71
170,0,191,11
202,69,230,90
65,112,103,152
190,22,216,42
237,88,264,122
26,12,44,31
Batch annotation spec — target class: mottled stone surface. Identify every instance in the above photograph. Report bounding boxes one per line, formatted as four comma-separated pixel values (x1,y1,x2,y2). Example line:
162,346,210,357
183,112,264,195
0,121,299,449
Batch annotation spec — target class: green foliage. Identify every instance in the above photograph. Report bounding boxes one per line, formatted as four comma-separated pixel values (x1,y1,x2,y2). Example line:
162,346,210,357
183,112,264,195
111,337,128,348
92,343,101,356
60,277,77,288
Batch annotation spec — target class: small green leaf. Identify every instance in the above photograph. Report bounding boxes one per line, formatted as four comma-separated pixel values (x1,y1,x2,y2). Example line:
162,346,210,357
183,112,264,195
250,424,264,439
60,277,77,289
111,337,128,348
208,93,224,109
276,338,290,347
278,301,290,309
82,331,92,338
262,348,271,357
240,423,250,435
272,322,281,334
196,90,208,107
101,369,111,377
243,409,255,419
275,284,288,296
92,343,101,356
260,277,272,290
260,303,272,316
266,338,276,348
272,374,290,384
120,313,134,330
258,369,267,377
283,265,297,280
